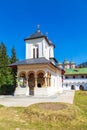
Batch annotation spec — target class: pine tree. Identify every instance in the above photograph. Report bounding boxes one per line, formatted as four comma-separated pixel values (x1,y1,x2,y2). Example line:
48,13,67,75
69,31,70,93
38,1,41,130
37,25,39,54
10,47,17,89
0,43,13,94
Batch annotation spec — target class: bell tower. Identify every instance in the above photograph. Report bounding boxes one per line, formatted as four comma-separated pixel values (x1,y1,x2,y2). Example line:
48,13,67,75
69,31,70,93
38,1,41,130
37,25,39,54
24,26,55,61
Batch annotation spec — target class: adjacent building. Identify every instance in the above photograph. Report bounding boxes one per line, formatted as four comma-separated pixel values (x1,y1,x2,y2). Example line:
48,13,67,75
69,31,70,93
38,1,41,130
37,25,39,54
63,67,87,90
58,60,87,90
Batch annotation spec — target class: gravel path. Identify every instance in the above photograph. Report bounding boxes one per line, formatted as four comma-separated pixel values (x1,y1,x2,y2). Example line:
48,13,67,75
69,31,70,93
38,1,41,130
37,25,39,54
0,90,75,107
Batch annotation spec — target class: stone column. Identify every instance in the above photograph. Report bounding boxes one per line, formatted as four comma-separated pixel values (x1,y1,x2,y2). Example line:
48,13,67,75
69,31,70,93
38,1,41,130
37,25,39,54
49,78,51,87
35,76,37,88
47,77,49,87
26,78,28,88
44,77,47,87
17,77,20,87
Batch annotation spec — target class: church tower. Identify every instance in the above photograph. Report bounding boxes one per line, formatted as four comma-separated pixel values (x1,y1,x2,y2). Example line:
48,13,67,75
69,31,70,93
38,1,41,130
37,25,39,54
24,27,56,64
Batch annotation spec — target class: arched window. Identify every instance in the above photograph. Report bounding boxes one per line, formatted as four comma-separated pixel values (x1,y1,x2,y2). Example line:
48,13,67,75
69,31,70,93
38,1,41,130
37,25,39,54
36,47,39,58
81,75,84,78
19,73,26,87
71,85,75,90
33,45,39,58
33,48,35,58
73,76,75,79
66,84,68,87
79,85,84,90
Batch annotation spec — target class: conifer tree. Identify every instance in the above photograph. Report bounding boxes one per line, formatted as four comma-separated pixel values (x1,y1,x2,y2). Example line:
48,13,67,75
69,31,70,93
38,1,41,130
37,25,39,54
0,43,13,94
10,47,17,88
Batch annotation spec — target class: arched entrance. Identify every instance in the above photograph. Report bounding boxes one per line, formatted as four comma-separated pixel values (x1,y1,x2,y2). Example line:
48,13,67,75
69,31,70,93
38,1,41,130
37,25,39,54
71,85,75,90
18,72,26,88
37,72,45,88
79,85,84,90
28,73,35,95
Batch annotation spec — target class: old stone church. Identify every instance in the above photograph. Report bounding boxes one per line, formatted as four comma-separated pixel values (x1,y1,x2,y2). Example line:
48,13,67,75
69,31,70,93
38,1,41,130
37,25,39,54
10,28,63,96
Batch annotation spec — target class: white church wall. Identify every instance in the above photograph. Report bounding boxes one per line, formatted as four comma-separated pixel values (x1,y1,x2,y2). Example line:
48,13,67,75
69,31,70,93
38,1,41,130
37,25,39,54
26,38,54,60
38,40,43,57
63,77,87,90
49,46,54,58
26,38,44,59
50,70,63,93
84,84,87,90
43,39,50,60
26,43,31,59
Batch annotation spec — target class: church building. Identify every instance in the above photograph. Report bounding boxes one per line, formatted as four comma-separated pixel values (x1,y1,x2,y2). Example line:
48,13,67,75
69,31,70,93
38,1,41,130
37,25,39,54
10,28,64,96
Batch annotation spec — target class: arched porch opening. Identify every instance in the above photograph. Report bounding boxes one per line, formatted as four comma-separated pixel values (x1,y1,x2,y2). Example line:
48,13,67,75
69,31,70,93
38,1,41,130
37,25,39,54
79,85,84,90
37,72,45,88
18,72,26,87
28,72,35,95
71,85,75,90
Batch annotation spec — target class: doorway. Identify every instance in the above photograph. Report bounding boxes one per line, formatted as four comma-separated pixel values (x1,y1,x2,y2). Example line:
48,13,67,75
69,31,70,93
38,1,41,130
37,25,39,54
71,85,75,90
79,85,84,90
37,72,45,88
38,83,41,88
28,73,35,95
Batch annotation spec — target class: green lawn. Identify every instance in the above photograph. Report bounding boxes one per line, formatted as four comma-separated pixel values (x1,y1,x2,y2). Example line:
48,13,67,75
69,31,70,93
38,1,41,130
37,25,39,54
0,91,87,130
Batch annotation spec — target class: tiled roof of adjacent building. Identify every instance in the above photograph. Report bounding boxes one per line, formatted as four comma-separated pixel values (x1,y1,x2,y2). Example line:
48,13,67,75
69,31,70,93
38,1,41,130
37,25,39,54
65,68,87,75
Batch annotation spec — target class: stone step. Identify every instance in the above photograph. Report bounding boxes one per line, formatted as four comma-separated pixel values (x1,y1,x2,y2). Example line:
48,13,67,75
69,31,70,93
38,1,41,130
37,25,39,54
14,87,29,96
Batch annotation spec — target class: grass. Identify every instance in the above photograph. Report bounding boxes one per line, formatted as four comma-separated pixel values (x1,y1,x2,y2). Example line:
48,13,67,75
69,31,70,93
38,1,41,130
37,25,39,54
0,91,87,129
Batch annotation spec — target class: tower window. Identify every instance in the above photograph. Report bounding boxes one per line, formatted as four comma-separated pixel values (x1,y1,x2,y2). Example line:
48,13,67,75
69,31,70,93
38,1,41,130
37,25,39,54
33,48,35,58
37,48,39,58
33,45,39,58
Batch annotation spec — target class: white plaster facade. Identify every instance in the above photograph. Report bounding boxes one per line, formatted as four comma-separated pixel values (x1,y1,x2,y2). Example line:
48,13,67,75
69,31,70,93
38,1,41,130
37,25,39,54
57,60,87,91
63,75,87,90
26,38,54,60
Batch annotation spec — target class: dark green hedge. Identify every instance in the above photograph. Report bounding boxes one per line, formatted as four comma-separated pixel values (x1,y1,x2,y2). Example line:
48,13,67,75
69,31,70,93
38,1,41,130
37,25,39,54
0,85,15,95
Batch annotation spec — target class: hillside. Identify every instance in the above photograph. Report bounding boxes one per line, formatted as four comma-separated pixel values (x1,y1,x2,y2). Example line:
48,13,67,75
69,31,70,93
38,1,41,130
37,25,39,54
78,62,87,67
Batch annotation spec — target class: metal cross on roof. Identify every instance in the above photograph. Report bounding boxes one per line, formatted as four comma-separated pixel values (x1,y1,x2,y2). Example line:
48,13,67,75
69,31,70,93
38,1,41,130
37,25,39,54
37,24,40,30
46,32,48,36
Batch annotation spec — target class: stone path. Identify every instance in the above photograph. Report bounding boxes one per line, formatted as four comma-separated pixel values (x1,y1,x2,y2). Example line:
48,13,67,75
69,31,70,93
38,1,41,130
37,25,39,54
0,90,75,107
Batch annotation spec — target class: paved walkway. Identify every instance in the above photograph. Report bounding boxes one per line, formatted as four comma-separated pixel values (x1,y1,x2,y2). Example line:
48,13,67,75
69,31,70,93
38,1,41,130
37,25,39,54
0,90,75,107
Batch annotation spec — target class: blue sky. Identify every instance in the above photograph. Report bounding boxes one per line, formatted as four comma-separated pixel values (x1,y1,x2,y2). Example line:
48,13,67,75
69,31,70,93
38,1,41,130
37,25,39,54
0,0,87,65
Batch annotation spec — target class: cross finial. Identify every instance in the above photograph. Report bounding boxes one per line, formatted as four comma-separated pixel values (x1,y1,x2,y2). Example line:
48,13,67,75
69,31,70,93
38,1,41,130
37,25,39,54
46,32,48,36
37,24,40,30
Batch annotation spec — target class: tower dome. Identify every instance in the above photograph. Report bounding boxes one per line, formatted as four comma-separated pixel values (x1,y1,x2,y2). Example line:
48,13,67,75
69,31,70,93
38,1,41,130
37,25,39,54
70,61,75,68
63,59,69,65
63,60,70,69
57,62,63,69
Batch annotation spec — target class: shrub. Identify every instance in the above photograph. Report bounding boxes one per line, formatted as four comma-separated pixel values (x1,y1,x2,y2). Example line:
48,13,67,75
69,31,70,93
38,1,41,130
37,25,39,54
0,84,14,95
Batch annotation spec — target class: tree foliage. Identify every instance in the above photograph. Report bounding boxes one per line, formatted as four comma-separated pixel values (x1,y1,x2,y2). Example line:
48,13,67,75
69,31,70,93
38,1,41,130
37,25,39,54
10,47,17,89
0,43,13,86
0,43,18,95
